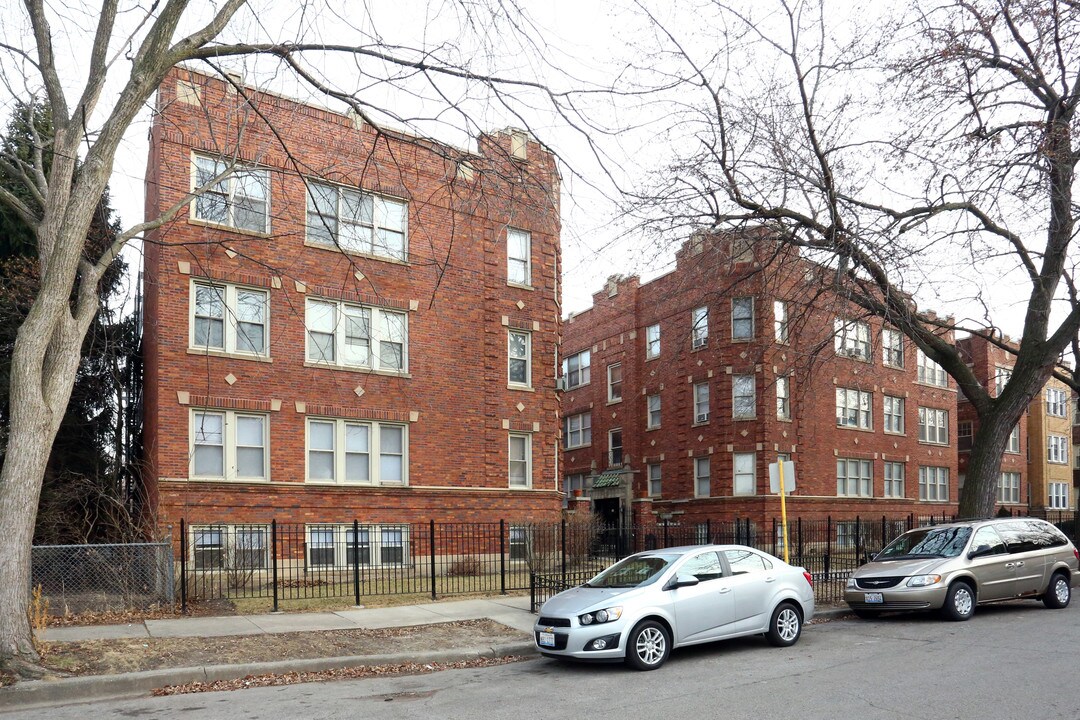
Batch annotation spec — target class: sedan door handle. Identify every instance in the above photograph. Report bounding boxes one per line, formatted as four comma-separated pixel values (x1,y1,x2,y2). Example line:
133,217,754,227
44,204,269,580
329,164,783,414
764,576,776,583
718,587,732,594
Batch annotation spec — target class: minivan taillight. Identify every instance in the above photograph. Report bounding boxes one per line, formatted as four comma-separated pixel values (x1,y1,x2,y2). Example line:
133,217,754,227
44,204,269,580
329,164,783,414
803,571,814,588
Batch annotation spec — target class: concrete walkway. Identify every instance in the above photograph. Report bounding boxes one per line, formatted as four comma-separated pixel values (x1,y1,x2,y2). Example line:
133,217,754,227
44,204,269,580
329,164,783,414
41,595,538,643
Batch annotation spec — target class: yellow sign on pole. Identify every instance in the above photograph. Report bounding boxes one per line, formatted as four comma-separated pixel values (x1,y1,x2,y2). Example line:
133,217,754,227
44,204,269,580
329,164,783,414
778,457,789,564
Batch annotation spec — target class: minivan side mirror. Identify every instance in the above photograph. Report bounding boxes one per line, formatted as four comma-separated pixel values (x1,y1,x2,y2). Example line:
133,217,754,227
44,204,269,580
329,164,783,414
968,544,995,559
665,574,700,590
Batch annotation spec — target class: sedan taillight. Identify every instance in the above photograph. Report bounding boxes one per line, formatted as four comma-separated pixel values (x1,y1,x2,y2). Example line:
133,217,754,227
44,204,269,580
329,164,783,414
1073,548,1078,563
803,571,814,588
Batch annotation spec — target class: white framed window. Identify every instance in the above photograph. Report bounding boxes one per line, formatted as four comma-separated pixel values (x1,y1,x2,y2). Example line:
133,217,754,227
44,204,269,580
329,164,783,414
607,363,623,402
190,524,269,571
918,407,949,445
958,421,973,451
1007,425,1021,453
882,328,904,368
883,395,904,434
692,306,709,348
507,227,532,286
773,300,789,343
1047,388,1068,417
563,412,592,449
608,428,623,467
732,297,754,340
565,473,586,497
836,388,872,429
305,298,407,372
776,376,790,420
1049,482,1070,510
562,350,591,388
306,418,406,485
192,155,270,233
733,452,756,495
694,382,710,424
1048,434,1069,464
695,456,711,497
191,410,268,480
509,433,532,487
645,324,660,359
508,330,531,387
916,349,948,387
647,394,661,429
918,466,949,502
994,366,1012,397
733,374,756,419
837,458,872,497
998,472,1020,504
834,318,870,360
190,282,269,356
305,180,407,261
883,461,905,498
1075,446,1080,469
305,524,408,568
648,463,662,496
1075,396,1080,425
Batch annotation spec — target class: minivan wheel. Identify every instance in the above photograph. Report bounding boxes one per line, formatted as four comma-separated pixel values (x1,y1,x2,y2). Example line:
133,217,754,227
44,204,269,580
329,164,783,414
625,620,671,671
941,581,975,621
766,602,802,646
1043,572,1071,609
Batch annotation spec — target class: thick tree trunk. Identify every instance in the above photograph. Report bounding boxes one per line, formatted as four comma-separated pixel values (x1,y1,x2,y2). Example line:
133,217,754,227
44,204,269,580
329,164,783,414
958,415,1012,519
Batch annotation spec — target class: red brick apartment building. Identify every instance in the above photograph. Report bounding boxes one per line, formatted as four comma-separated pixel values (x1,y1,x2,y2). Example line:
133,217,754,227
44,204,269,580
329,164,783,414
560,233,960,530
955,336,1030,509
142,69,563,535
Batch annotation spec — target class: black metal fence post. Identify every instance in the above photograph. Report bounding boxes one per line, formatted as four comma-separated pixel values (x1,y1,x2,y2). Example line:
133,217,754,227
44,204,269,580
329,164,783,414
706,518,712,544
797,517,803,564
429,520,437,601
663,518,669,548
271,519,279,613
179,519,187,614
352,519,361,606
772,517,777,556
560,518,567,587
825,516,832,577
499,519,506,595
855,515,862,565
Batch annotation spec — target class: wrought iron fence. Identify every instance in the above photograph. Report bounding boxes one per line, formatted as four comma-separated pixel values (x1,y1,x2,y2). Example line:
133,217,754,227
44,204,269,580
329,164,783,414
31,542,175,614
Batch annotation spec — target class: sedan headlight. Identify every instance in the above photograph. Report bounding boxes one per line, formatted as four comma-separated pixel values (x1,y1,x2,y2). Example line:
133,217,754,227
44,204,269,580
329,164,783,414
579,606,623,625
906,574,942,588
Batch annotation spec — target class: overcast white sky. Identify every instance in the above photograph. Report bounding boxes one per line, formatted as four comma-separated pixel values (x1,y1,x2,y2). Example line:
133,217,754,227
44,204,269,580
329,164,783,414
0,0,1062,336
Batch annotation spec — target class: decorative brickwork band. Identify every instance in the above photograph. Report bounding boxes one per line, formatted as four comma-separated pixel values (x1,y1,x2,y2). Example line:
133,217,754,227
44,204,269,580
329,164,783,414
304,403,411,423
187,395,277,412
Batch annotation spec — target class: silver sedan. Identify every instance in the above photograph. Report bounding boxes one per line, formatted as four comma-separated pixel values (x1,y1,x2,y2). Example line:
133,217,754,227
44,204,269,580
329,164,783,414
534,544,815,670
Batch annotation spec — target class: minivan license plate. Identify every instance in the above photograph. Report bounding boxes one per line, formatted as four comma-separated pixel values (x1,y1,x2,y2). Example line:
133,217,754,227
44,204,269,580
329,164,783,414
539,632,556,647
864,592,883,603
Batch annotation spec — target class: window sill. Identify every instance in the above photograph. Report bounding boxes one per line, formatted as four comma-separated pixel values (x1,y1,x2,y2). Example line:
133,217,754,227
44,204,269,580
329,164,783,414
733,415,757,422
917,441,951,447
187,476,271,483
507,281,534,291
883,430,906,437
691,344,708,352
645,355,660,362
913,381,954,391
646,425,661,432
730,337,755,343
692,420,710,428
303,361,411,378
303,239,409,266
304,480,410,488
564,444,591,451
836,424,875,433
564,383,589,391
606,398,623,406
883,362,905,371
776,417,792,423
508,384,534,392
187,348,273,363
508,484,533,490
189,217,271,238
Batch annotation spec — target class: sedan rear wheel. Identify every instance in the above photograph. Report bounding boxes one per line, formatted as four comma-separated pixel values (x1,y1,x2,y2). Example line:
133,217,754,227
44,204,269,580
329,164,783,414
1043,572,1071,609
941,581,975,621
625,620,670,671
766,602,802,647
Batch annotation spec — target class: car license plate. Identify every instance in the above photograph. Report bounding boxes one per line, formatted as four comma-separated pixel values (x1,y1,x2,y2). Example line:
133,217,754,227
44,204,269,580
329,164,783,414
864,592,883,604
539,632,556,647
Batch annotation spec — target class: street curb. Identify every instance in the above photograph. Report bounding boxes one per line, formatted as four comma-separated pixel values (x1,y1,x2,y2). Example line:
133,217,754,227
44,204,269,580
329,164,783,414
0,641,538,713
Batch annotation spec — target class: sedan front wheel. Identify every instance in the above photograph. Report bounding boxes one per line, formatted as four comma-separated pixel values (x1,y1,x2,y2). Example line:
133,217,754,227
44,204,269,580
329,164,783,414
625,620,671,671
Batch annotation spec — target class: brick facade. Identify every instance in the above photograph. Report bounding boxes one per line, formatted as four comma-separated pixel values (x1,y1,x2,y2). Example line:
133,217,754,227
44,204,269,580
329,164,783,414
561,233,960,529
142,69,563,531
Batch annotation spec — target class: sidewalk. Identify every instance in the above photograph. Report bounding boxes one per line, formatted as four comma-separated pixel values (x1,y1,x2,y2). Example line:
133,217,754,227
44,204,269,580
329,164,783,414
2,596,540,713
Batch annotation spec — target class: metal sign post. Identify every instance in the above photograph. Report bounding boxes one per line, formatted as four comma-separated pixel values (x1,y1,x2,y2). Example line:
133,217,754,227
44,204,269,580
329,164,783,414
769,460,796,564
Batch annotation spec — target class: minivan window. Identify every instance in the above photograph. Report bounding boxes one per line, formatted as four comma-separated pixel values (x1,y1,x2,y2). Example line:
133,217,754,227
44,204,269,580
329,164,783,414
969,526,1007,556
586,554,678,588
998,520,1067,553
877,526,973,560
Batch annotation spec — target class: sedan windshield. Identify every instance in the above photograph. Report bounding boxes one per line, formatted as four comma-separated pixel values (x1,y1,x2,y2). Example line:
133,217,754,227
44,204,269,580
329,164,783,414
585,554,679,588
876,526,972,560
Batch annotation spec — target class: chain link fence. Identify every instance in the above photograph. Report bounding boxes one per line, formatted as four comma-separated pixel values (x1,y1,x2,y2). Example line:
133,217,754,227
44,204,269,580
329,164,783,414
31,542,175,614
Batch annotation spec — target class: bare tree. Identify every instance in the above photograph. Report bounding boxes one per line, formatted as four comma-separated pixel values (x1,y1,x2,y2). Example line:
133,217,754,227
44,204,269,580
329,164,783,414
0,0,606,677
628,0,1080,519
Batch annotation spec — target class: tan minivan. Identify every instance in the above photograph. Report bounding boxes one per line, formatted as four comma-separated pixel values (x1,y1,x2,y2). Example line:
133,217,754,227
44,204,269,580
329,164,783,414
845,518,1079,621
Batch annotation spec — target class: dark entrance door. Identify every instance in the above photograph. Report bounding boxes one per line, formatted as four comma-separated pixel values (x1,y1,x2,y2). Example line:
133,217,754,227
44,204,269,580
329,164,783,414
593,498,628,558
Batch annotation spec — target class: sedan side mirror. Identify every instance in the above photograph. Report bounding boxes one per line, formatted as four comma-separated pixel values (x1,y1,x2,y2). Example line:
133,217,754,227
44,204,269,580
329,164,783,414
665,574,700,591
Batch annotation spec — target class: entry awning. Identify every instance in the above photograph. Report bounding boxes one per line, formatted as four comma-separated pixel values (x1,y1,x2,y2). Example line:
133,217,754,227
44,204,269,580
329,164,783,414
591,471,623,488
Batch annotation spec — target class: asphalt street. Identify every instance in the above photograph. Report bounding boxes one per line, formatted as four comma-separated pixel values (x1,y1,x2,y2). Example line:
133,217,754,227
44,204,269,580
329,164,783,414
13,602,1080,720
